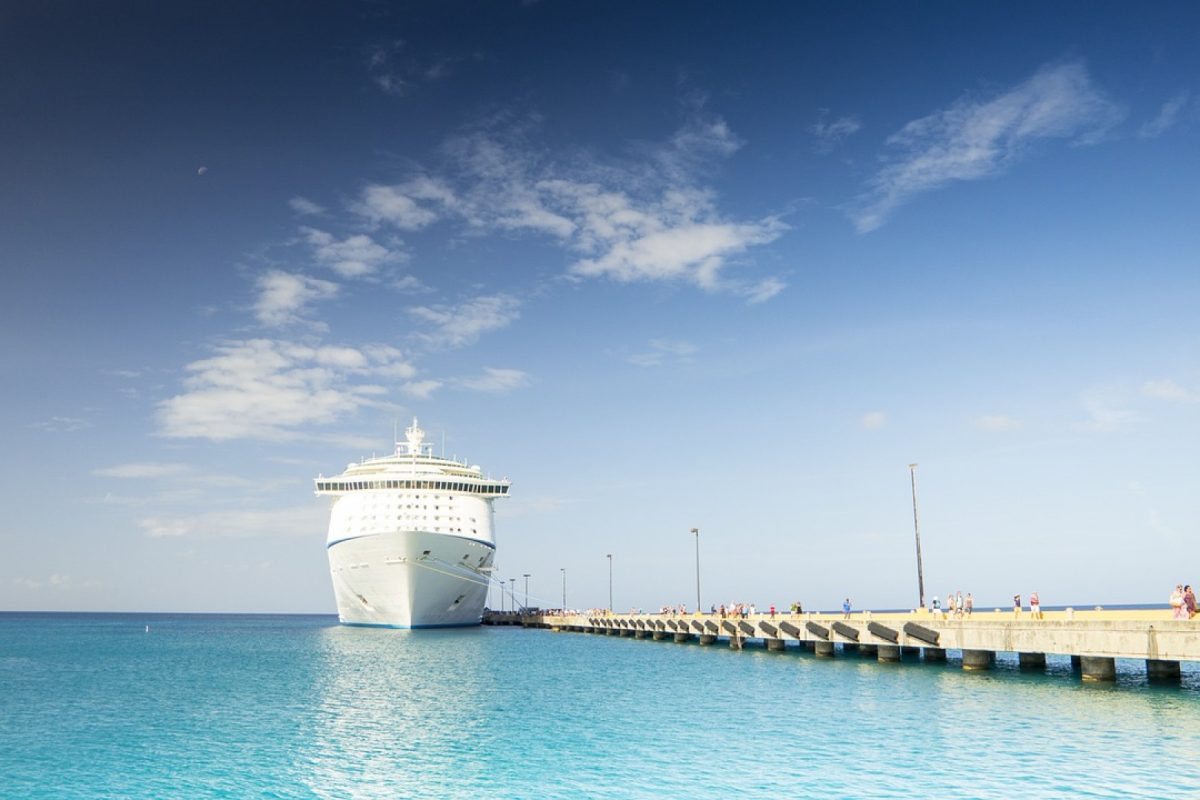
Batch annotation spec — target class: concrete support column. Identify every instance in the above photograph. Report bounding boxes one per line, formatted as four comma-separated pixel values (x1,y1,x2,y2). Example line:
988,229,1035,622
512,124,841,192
729,635,744,650
962,649,995,671
814,641,835,657
605,627,617,636
621,629,633,637
766,638,786,651
802,641,816,652
1019,652,1047,670
859,644,878,658
1080,656,1116,683
634,629,647,639
877,645,901,662
699,634,717,645
1070,655,1081,672
673,632,692,643
901,646,921,659
923,647,947,662
652,631,668,641
1147,659,1181,682
841,643,859,655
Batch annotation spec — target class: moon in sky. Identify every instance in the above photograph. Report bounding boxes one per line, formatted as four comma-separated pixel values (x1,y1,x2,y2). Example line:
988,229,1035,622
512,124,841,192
197,166,208,176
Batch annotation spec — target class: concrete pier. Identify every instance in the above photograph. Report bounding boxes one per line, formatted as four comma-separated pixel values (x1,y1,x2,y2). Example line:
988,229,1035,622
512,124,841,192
510,609,1200,688
1146,659,1181,682
962,649,995,671
1019,652,1047,670
877,645,901,662
1080,656,1116,682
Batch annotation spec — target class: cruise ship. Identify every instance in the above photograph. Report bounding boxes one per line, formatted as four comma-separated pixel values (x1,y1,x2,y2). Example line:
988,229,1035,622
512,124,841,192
314,419,510,628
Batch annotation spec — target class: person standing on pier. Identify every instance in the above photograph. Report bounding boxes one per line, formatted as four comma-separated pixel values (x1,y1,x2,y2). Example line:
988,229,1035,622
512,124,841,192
1185,585,1196,619
1013,593,1021,618
965,592,974,616
1170,585,1185,619
1030,591,1041,620
842,598,851,619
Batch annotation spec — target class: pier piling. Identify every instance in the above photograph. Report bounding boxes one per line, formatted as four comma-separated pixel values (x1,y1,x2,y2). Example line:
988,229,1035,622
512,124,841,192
877,645,901,663
962,649,995,671
1080,656,1116,683
1146,659,1181,682
1018,652,1047,670
814,641,835,657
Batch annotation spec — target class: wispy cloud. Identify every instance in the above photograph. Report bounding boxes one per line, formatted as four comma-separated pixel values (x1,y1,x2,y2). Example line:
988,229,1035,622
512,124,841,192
852,60,1125,232
626,338,698,367
1142,378,1197,402
253,270,338,327
288,196,325,215
28,416,91,433
456,367,530,393
94,462,192,479
861,411,886,430
811,109,862,154
139,506,325,539
975,414,1023,431
302,228,404,279
1075,390,1138,432
350,111,785,301
1138,91,1190,139
366,40,482,98
408,293,521,349
402,379,443,399
157,338,413,440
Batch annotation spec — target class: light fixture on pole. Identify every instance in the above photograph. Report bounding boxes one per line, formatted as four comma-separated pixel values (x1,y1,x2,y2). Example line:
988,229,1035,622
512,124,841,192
509,578,517,612
606,554,612,613
691,528,700,612
560,568,566,611
498,580,506,613
908,463,926,610
523,573,530,610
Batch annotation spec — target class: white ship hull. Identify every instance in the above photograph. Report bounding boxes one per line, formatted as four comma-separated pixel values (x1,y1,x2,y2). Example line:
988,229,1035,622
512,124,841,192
328,529,495,628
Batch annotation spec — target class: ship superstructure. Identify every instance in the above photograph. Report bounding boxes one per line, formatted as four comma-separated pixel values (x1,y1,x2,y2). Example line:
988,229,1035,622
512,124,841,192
314,419,510,628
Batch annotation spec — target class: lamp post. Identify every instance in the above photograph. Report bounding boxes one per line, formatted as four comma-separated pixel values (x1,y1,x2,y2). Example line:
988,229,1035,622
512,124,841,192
499,579,506,613
510,578,517,612
909,463,926,610
560,568,566,611
606,554,612,613
523,573,530,610
690,528,701,612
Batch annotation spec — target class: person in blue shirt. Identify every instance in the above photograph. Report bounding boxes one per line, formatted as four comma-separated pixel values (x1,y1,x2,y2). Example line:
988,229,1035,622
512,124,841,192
842,598,851,619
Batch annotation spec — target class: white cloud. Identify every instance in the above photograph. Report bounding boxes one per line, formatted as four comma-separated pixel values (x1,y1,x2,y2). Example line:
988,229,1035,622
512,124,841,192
976,414,1023,431
737,276,786,304
861,411,887,430
1075,392,1138,433
254,270,338,327
408,293,521,348
157,339,413,441
289,196,325,215
1138,91,1190,139
456,367,530,393
353,183,444,231
853,60,1125,233
94,463,192,479
811,110,862,153
626,338,698,367
1142,378,1196,402
402,379,443,399
302,228,402,278
139,505,325,539
28,416,91,433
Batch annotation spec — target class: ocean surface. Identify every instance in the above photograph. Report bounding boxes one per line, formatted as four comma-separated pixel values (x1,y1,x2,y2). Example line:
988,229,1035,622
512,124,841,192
2,613,1199,799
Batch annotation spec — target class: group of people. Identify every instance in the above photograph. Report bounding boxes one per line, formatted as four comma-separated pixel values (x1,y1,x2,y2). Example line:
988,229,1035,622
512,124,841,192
930,591,974,617
1169,585,1197,619
1012,592,1043,619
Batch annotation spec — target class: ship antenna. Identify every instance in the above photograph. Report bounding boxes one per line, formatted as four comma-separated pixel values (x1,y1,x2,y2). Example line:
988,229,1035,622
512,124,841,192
441,430,446,458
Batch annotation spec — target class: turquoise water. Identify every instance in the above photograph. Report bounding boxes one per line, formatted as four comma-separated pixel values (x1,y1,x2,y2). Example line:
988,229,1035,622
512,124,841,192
2,613,1199,799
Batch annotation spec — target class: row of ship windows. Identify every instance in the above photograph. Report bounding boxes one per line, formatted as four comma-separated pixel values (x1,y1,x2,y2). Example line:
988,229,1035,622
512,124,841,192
317,479,509,494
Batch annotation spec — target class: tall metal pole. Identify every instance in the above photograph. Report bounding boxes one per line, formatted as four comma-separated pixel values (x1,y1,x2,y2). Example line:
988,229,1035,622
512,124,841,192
523,573,530,610
606,554,612,612
560,568,566,610
499,580,506,613
509,578,517,612
691,528,700,612
908,463,926,609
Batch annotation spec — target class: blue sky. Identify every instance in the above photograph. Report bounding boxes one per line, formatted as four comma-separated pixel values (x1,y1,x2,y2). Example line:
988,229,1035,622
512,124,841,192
2,1,1198,613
